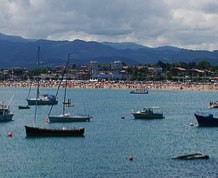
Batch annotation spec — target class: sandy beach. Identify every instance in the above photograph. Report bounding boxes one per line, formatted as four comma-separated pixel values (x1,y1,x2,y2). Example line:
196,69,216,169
0,80,218,91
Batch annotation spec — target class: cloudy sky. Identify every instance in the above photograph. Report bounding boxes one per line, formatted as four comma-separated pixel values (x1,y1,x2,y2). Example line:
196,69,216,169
1,0,218,50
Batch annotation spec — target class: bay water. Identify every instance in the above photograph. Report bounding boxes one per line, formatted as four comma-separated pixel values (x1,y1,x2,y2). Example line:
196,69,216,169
0,87,217,177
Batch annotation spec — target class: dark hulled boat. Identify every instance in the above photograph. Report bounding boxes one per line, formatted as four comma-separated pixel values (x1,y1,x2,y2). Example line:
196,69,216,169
18,105,30,109
173,153,209,160
194,112,218,126
25,126,85,137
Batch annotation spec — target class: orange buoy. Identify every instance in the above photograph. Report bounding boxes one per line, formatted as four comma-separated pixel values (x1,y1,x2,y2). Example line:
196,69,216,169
129,155,133,161
8,132,13,137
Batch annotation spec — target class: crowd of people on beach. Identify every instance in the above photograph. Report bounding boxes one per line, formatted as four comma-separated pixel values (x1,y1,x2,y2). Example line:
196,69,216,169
0,80,218,91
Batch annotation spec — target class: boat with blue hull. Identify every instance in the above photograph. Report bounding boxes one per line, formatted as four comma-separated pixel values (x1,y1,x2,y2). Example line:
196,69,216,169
26,46,58,106
27,94,58,105
194,112,218,126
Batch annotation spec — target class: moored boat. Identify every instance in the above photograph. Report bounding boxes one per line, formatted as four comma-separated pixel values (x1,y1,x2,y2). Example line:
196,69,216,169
26,46,58,106
173,153,209,160
194,112,218,126
130,89,148,94
0,100,14,122
131,106,164,119
49,114,91,122
27,94,58,105
209,100,218,108
48,53,92,123
25,126,85,137
18,105,30,109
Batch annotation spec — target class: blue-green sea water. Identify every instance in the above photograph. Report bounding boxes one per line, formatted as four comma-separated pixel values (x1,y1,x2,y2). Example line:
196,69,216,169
0,87,218,178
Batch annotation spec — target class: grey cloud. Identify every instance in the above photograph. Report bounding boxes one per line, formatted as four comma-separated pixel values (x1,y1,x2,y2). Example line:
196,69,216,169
0,0,217,50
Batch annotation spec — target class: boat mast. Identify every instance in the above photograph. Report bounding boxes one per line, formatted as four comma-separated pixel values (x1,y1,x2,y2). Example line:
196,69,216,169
48,53,70,116
36,46,40,99
34,46,40,124
62,53,70,115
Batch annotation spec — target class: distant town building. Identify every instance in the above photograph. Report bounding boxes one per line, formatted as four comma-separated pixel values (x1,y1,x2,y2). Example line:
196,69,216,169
90,61,98,79
111,61,123,72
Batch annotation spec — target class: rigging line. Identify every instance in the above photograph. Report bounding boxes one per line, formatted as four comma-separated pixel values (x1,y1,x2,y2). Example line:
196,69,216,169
63,67,68,115
48,53,71,116
8,94,14,106
27,82,32,99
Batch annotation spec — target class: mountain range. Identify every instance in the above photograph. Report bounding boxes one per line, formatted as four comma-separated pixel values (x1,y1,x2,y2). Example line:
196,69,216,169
0,32,218,68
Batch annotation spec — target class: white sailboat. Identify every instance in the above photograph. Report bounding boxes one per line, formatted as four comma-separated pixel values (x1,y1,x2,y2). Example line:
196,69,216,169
48,53,92,123
26,46,58,106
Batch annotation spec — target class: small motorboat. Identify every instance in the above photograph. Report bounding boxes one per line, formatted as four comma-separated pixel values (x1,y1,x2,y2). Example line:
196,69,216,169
18,105,30,109
173,153,209,160
209,100,218,108
131,106,164,119
130,89,148,94
0,101,14,122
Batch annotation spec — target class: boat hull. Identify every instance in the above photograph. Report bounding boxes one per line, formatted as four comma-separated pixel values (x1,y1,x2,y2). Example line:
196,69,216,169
209,105,218,108
132,113,164,119
194,113,218,126
25,126,85,137
18,105,30,109
27,99,58,105
173,153,209,160
130,90,148,94
0,114,14,122
49,115,91,122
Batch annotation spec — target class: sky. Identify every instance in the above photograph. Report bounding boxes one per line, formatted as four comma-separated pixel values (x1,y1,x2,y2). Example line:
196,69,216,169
1,0,218,51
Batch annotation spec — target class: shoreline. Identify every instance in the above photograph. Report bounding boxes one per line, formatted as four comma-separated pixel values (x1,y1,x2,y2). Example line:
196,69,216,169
0,80,218,91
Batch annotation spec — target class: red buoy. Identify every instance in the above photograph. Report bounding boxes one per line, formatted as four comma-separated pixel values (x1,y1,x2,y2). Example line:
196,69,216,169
8,132,13,137
129,155,133,161
44,119,49,123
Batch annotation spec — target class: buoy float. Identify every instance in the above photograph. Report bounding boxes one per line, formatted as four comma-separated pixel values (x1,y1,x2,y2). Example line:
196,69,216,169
8,132,13,137
129,155,133,161
44,119,49,123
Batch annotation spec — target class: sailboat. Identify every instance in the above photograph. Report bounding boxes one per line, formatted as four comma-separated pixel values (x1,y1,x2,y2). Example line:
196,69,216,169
24,48,85,137
26,46,58,106
48,53,92,123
